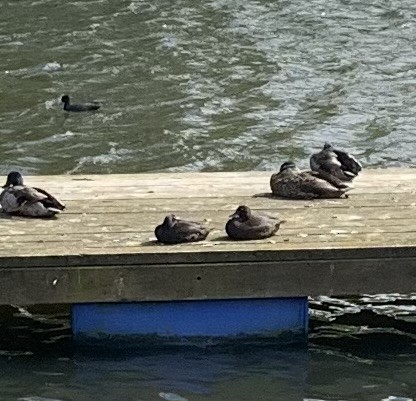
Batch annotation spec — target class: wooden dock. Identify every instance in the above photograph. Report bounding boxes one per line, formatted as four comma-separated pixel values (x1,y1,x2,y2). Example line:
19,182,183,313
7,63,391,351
1,168,416,306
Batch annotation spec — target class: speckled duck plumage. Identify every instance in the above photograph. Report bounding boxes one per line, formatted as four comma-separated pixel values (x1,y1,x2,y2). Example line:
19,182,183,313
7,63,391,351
270,161,351,200
0,172,65,218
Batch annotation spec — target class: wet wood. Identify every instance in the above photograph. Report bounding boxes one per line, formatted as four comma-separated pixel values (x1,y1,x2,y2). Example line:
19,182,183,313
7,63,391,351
1,168,416,304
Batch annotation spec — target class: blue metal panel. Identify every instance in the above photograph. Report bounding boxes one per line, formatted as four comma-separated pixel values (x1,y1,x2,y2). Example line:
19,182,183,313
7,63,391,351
72,297,308,342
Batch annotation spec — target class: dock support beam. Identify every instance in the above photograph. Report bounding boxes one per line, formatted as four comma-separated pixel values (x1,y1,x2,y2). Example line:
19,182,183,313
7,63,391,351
72,297,308,346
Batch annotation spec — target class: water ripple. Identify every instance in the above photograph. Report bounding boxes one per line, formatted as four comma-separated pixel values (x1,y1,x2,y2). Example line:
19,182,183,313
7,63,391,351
1,0,416,174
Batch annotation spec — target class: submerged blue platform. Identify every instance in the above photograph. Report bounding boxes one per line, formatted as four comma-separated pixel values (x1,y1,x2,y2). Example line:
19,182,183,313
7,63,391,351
72,297,308,344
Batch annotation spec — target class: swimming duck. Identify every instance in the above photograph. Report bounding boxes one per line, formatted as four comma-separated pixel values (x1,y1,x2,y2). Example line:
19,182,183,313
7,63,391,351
155,214,210,244
226,205,283,240
0,171,66,217
270,162,351,199
61,95,100,112
310,143,362,181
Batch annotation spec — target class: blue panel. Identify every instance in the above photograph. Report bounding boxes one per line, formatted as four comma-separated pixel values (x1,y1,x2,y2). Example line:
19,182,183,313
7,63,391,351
72,297,308,341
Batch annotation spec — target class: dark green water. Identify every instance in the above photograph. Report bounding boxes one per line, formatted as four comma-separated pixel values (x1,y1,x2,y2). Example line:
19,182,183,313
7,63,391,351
0,295,415,401
1,0,416,175
2,0,416,399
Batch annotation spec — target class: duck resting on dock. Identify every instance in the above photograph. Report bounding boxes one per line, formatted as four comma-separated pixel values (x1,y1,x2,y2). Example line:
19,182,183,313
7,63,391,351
61,95,100,112
310,143,362,181
0,172,66,217
270,161,351,199
155,214,210,244
226,205,283,240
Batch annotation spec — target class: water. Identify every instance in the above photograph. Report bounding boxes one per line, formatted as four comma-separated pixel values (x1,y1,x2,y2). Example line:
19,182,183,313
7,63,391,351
1,346,414,401
2,0,416,399
0,296,415,401
1,0,416,175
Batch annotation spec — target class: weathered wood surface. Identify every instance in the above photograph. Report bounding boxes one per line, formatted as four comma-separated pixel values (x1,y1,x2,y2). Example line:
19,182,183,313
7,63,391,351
0,168,416,304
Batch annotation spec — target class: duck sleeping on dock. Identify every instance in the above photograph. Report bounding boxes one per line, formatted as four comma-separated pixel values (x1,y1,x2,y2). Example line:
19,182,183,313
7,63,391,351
310,143,362,181
0,172,66,218
270,162,351,199
155,214,210,244
226,205,283,240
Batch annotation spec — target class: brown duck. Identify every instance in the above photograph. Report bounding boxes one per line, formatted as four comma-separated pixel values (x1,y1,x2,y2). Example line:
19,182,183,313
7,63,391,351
270,162,351,199
155,214,210,244
226,205,283,240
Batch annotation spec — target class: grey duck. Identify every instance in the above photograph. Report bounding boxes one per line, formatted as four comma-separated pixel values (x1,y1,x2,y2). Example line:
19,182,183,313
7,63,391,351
310,143,362,181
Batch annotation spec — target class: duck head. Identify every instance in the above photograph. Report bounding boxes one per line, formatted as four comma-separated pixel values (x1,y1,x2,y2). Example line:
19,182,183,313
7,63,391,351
61,95,70,104
279,161,297,172
229,205,251,221
323,142,333,150
162,214,177,227
3,171,23,188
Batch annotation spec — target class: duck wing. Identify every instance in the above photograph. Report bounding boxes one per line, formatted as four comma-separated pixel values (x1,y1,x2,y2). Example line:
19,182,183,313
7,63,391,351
32,187,66,210
308,170,350,189
250,213,282,236
271,171,334,199
174,219,210,242
226,214,280,240
65,103,100,112
243,211,279,227
333,148,362,175
296,171,351,198
271,168,351,199
156,219,210,243
11,186,48,205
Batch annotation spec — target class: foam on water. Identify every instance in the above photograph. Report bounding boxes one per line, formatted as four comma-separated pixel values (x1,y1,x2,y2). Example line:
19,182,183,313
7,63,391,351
41,62,63,72
67,144,133,174
19,398,63,401
159,392,188,401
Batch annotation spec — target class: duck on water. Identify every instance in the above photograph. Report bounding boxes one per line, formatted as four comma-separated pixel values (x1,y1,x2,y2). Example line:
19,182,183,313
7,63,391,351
61,95,100,112
0,172,65,218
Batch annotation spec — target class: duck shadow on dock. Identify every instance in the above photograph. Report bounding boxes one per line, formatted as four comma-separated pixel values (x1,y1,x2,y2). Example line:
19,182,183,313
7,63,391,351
252,192,350,200
0,210,59,220
140,234,235,246
252,192,277,199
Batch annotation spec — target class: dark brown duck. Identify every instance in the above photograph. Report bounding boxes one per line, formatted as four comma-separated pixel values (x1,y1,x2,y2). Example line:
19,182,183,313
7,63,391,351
155,214,210,244
225,205,283,240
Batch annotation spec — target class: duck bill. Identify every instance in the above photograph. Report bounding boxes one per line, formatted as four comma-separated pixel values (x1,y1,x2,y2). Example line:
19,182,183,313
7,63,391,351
2,180,10,188
229,212,239,219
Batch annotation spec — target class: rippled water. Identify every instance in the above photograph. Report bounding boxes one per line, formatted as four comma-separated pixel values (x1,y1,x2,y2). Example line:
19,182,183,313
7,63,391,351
2,0,416,174
0,296,415,401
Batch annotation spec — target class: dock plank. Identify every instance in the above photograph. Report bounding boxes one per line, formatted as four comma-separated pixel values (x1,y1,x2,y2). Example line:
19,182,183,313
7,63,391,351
0,168,416,304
